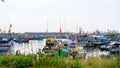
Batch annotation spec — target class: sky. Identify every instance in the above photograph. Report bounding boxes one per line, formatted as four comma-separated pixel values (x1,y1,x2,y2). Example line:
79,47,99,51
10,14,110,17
0,0,120,33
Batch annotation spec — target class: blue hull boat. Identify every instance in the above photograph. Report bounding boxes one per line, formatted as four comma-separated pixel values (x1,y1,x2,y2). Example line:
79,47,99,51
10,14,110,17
0,46,10,52
0,39,15,52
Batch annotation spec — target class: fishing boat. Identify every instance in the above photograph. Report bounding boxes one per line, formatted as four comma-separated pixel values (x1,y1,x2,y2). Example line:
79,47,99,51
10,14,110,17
37,35,45,40
55,35,68,41
0,37,14,52
0,24,15,52
0,45,10,52
42,38,56,54
15,38,29,43
109,42,120,57
15,34,29,43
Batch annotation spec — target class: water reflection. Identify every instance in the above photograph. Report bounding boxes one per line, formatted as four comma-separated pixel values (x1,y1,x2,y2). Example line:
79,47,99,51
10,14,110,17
10,40,46,55
0,39,109,57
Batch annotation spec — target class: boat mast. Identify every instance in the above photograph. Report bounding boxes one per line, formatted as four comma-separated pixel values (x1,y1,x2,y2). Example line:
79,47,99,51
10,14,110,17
46,20,48,33
59,18,62,41
64,18,66,32
46,20,48,38
76,20,78,46
8,24,12,39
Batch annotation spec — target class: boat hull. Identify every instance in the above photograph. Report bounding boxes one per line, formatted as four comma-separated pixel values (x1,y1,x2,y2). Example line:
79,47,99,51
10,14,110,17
0,46,10,52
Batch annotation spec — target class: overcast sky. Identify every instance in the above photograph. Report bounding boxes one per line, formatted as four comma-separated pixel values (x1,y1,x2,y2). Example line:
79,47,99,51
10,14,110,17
0,0,120,33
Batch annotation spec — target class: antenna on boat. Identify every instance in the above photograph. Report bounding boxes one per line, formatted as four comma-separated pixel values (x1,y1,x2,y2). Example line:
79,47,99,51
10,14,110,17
64,18,66,32
46,20,48,33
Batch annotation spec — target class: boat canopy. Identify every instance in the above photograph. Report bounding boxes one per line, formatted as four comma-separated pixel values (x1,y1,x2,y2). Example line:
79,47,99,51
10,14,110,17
46,38,55,42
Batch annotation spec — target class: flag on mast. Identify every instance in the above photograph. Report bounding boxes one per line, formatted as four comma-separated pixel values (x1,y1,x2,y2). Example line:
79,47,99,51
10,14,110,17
9,24,12,33
9,24,12,28
60,28,62,34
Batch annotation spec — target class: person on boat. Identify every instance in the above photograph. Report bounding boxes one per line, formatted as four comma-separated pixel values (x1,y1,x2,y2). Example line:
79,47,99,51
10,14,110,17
8,38,15,46
54,40,69,58
61,42,69,58
54,40,62,58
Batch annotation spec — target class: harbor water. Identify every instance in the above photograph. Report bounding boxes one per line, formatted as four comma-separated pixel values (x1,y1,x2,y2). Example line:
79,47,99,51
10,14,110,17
0,40,46,56
0,39,109,57
10,40,46,55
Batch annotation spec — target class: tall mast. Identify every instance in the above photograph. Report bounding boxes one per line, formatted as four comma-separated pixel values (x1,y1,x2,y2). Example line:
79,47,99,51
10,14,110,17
76,20,78,33
8,24,12,39
46,20,48,38
76,20,78,46
64,18,66,32
46,20,48,32
59,18,62,40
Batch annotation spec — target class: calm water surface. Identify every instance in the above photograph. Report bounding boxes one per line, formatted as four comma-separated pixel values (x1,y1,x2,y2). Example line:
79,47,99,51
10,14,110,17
0,39,109,57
